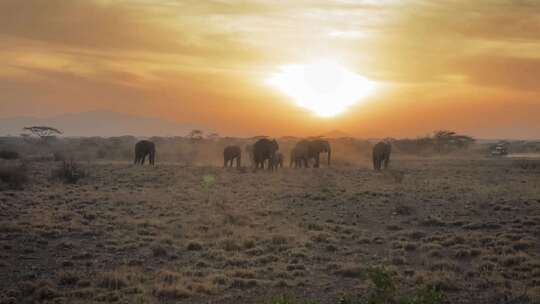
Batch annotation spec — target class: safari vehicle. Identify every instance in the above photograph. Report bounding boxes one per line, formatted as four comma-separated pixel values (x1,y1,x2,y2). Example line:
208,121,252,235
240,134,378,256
490,143,509,156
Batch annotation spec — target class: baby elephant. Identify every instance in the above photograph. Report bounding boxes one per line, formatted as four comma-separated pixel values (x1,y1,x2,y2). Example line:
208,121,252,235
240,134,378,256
223,145,241,168
372,141,392,171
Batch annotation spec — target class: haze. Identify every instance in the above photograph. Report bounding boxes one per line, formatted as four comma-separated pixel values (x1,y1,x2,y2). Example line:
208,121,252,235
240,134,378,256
1,0,539,139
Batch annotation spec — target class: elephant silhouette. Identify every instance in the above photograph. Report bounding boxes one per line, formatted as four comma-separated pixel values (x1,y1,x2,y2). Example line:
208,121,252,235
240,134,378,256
223,145,241,168
134,140,156,165
290,145,307,168
291,139,331,168
372,141,392,170
253,138,279,171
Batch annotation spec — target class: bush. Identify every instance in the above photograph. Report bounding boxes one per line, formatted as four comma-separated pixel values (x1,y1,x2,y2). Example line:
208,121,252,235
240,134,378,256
0,164,29,190
52,160,87,184
0,150,19,160
268,295,319,304
96,148,107,159
53,151,65,162
365,267,397,303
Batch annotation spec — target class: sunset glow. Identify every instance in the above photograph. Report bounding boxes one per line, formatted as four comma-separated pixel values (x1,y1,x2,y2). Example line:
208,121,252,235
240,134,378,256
266,61,375,117
0,0,539,138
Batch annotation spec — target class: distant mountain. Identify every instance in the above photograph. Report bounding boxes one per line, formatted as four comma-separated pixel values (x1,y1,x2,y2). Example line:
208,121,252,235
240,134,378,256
0,110,210,137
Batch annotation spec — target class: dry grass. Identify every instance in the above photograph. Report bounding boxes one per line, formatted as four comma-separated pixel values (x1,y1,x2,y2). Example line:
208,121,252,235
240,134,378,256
0,157,539,303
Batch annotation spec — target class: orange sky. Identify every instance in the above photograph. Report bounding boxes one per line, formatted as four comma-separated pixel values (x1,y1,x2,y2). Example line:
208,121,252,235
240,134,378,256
0,0,539,138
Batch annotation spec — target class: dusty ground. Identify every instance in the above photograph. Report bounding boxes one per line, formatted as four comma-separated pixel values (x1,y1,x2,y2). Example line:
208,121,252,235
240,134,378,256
1,157,540,304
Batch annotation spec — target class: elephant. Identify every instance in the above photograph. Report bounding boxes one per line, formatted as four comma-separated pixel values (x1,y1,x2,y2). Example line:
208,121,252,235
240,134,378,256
292,139,331,168
271,152,284,170
253,138,279,170
290,145,307,168
134,140,156,165
372,141,392,171
223,145,241,168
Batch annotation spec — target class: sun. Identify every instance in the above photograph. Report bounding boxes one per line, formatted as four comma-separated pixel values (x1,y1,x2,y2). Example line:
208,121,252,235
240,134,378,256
266,60,375,117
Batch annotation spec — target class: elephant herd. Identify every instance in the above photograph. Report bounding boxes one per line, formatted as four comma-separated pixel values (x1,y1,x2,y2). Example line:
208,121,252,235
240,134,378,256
134,138,392,171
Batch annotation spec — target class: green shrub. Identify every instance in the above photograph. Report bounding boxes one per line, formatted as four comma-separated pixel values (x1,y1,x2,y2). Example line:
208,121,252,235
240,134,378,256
399,287,445,304
367,267,396,300
268,295,319,304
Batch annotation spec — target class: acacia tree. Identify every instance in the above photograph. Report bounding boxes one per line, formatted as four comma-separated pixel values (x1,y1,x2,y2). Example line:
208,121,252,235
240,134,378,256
433,130,475,153
23,126,62,144
185,129,204,165
206,133,220,141
188,129,204,142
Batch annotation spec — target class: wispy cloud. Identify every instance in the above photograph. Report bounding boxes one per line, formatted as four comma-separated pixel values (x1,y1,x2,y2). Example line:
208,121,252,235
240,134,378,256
0,0,539,137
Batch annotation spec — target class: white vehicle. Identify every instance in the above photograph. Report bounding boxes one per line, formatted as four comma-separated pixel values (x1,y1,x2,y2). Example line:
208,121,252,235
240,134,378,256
490,144,508,156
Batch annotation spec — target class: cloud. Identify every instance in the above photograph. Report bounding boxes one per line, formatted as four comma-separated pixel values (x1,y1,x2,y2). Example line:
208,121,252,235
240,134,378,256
0,0,169,51
455,55,540,91
1,0,539,137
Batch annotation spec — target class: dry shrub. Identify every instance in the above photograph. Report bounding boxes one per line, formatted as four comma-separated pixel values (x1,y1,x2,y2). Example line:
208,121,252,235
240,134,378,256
186,241,203,251
157,271,181,285
52,160,87,184
57,271,80,286
153,285,191,300
151,244,168,257
514,159,540,170
527,287,540,303
417,271,459,292
97,272,128,290
53,151,65,161
0,163,29,190
334,265,363,278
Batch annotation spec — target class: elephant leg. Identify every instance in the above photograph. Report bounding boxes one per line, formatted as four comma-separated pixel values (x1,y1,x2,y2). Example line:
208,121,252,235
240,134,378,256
314,154,320,168
303,158,309,168
141,154,146,165
236,157,241,168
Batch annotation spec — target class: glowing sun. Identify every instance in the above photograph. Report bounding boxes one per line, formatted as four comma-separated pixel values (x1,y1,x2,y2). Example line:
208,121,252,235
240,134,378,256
266,60,375,117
